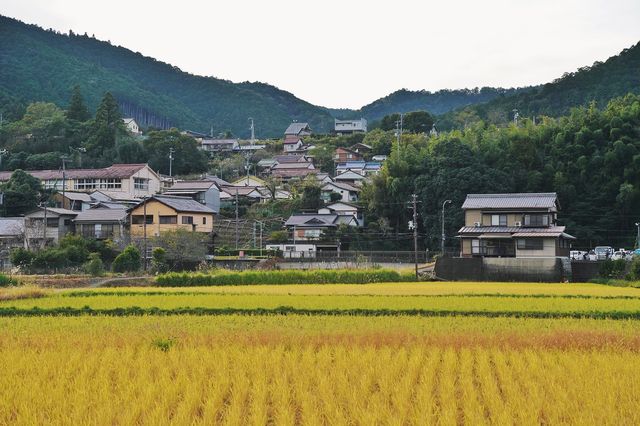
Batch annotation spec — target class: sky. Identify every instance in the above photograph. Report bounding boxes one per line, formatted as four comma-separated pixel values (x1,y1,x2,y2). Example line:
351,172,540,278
1,0,640,109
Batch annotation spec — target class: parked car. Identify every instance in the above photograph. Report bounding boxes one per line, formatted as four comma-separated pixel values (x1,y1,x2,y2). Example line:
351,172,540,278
587,250,597,261
594,246,614,260
570,250,587,260
611,251,626,260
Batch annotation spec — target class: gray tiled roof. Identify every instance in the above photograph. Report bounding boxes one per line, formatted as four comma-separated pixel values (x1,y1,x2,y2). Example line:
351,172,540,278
284,123,310,135
458,225,566,235
74,209,128,223
0,218,24,236
461,193,557,210
143,195,215,214
285,214,339,227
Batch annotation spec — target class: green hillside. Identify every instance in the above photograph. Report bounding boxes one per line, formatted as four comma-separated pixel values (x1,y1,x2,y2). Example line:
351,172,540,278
439,42,640,129
0,16,335,137
331,87,529,122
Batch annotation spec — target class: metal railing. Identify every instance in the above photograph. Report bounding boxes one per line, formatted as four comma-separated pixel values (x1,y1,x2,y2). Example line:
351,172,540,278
279,250,431,263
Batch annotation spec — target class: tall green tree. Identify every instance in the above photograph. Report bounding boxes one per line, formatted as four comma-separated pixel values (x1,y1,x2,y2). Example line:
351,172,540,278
1,169,44,216
86,92,124,162
66,85,91,122
143,129,207,175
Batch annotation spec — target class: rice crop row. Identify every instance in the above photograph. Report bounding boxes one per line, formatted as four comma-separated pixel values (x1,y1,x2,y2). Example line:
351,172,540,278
4,292,640,315
155,269,414,286
1,316,639,424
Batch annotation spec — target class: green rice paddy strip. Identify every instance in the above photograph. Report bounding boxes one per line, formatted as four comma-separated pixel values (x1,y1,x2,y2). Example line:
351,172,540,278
1,306,640,319
61,291,640,300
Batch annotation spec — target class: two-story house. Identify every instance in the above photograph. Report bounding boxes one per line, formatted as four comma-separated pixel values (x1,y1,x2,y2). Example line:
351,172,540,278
24,207,78,248
334,147,362,163
162,180,221,213
128,195,215,238
74,209,129,244
334,118,367,134
457,193,575,258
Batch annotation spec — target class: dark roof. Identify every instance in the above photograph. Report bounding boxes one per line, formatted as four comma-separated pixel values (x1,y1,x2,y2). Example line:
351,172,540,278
284,135,302,144
285,214,339,227
458,225,566,235
25,208,78,218
285,122,311,135
272,162,315,170
275,155,309,163
134,195,215,214
74,209,128,223
166,180,218,191
323,182,360,192
201,139,238,145
461,193,558,210
0,164,150,181
0,218,24,236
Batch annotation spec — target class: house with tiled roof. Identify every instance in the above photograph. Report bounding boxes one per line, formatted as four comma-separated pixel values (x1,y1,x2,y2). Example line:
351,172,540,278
457,193,575,258
128,195,215,237
0,164,161,199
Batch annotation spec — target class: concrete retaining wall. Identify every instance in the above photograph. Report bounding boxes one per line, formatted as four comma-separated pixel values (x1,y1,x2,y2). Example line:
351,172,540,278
435,257,563,282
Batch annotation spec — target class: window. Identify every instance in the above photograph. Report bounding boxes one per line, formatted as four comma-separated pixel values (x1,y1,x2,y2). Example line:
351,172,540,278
471,239,482,254
159,215,177,224
182,216,194,225
517,239,544,250
46,218,59,228
74,178,122,190
134,178,149,190
523,214,549,227
491,215,507,226
202,217,207,225
304,229,321,238
81,224,95,238
132,215,153,225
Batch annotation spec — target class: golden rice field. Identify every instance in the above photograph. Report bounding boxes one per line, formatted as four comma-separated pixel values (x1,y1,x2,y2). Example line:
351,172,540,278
2,282,640,424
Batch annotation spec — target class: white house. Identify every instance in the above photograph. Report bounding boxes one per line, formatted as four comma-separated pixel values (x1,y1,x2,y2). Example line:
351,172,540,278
321,182,360,203
122,118,142,135
319,202,365,227
283,136,303,152
335,118,367,134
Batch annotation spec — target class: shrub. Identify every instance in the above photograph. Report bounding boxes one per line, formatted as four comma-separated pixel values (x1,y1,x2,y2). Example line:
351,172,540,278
10,248,34,269
627,256,640,281
84,253,105,277
156,269,414,286
112,245,141,273
0,274,17,287
599,259,627,278
151,247,168,274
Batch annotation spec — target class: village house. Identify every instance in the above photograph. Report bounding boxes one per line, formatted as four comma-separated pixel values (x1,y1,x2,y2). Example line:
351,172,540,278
334,147,362,163
0,218,26,269
285,122,312,137
334,170,366,186
52,191,93,211
335,161,382,176
318,202,364,227
283,135,304,152
334,118,367,134
321,181,360,203
270,162,318,182
24,207,78,248
231,175,266,187
0,164,161,200
129,195,215,238
200,138,239,153
457,193,575,258
162,180,221,213
74,209,129,243
122,118,142,135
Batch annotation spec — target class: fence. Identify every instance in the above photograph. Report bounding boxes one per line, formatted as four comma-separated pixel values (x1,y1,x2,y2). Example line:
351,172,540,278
279,250,432,264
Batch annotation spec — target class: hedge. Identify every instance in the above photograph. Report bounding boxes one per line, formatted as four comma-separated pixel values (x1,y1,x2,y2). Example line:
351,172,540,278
155,269,414,286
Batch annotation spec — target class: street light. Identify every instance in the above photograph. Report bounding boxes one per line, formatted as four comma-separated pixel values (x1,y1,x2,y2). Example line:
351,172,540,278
441,200,452,256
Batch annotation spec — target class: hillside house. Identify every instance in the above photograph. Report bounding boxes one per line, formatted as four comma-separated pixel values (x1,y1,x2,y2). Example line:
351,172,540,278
74,209,128,243
0,218,26,269
200,139,239,152
319,202,364,227
334,147,362,163
334,170,366,186
335,118,367,134
284,122,312,137
52,191,93,211
122,118,142,135
24,208,77,248
457,193,575,258
270,162,317,181
0,164,161,200
321,182,360,203
283,135,304,152
162,180,221,213
129,195,215,238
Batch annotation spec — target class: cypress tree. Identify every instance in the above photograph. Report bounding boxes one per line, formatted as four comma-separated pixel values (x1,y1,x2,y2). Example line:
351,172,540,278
66,85,90,122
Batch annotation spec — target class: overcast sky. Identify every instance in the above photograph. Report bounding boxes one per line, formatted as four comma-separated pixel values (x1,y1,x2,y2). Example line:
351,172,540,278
2,0,639,109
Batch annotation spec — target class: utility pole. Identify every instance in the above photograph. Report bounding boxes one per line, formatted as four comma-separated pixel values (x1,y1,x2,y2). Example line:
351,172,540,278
143,197,148,271
42,202,48,246
0,149,7,170
168,148,175,180
411,194,419,280
441,199,452,256
636,222,640,249
235,188,239,250
249,117,255,145
61,155,70,207
395,113,404,156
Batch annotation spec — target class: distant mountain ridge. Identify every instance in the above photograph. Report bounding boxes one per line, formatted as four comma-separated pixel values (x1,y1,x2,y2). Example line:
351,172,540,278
1,15,639,136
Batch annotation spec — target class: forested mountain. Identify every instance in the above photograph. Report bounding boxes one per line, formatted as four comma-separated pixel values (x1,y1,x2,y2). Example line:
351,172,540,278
331,87,529,122
0,16,335,137
439,42,640,129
